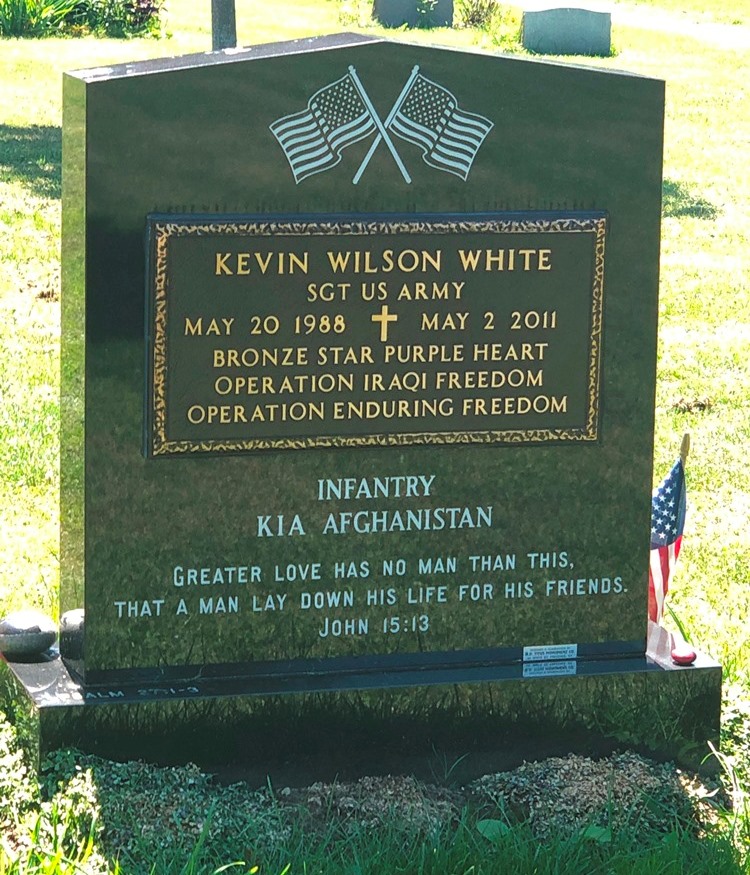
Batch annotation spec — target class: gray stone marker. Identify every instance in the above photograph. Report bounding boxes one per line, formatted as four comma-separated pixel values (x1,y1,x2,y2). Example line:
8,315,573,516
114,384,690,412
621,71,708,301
0,610,57,657
523,7,612,56
373,0,453,28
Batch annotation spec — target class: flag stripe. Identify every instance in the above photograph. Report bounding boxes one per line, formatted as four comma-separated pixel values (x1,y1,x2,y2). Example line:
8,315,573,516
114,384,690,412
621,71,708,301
328,113,376,150
392,117,438,145
649,549,665,619
450,111,491,134
442,129,484,151
271,115,318,140
430,152,470,173
286,139,329,161
435,139,475,160
277,130,322,153
390,118,434,149
451,122,489,138
293,151,340,178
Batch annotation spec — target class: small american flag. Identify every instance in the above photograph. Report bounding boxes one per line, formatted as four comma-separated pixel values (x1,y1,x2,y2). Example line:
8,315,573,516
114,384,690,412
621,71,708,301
648,458,687,623
270,72,376,183
388,74,493,180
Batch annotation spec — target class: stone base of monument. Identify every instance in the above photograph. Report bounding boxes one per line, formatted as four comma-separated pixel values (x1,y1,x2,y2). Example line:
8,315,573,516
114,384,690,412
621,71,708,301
0,623,721,783
521,5,612,56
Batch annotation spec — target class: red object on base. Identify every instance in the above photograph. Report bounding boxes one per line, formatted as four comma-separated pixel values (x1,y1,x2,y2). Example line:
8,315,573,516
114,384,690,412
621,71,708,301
671,643,697,666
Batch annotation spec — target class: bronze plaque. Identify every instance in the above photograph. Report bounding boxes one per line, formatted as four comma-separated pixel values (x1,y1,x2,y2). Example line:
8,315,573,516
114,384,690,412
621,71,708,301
147,214,605,455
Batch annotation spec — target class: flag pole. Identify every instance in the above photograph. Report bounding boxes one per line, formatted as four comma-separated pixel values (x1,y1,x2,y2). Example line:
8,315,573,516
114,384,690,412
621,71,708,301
680,432,690,465
348,66,411,185
670,431,695,662
353,65,420,185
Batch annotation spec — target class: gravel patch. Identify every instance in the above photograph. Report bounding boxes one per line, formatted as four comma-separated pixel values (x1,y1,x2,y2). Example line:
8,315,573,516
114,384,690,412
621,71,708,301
19,745,724,866
468,751,713,839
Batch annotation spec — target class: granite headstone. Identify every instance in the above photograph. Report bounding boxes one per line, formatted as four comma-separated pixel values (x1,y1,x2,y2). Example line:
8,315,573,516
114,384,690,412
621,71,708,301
0,34,721,776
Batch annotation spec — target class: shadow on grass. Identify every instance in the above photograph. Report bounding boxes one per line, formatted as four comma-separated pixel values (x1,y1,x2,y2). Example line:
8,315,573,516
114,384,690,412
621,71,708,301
663,178,719,219
0,123,61,200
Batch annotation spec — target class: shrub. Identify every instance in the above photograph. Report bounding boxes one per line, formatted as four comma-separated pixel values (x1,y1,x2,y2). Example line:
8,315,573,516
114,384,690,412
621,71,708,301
453,0,522,50
0,0,77,36
0,0,161,37
64,0,162,37
455,0,495,28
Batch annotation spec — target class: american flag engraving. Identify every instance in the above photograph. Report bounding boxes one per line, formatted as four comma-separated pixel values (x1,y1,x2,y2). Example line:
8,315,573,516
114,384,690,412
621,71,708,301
271,66,493,184
269,71,377,183
388,72,494,180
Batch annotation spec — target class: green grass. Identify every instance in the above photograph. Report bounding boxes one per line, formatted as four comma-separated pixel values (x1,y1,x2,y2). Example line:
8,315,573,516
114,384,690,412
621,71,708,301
614,0,750,27
0,718,746,875
1,0,749,871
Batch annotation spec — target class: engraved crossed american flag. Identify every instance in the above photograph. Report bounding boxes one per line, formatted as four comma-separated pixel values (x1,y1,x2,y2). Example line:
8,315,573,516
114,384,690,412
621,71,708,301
270,66,493,184
388,72,494,181
269,70,378,183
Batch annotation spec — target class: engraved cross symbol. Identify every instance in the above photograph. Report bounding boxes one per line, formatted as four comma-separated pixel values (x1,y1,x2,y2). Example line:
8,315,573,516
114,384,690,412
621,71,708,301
371,305,398,342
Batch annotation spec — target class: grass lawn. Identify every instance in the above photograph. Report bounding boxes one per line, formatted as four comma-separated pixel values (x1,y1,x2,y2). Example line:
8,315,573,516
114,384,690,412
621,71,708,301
0,0,749,871
613,0,750,26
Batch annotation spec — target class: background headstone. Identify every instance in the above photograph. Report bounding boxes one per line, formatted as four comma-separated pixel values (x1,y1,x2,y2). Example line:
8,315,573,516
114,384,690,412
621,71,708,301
523,7,612,56
372,0,453,28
